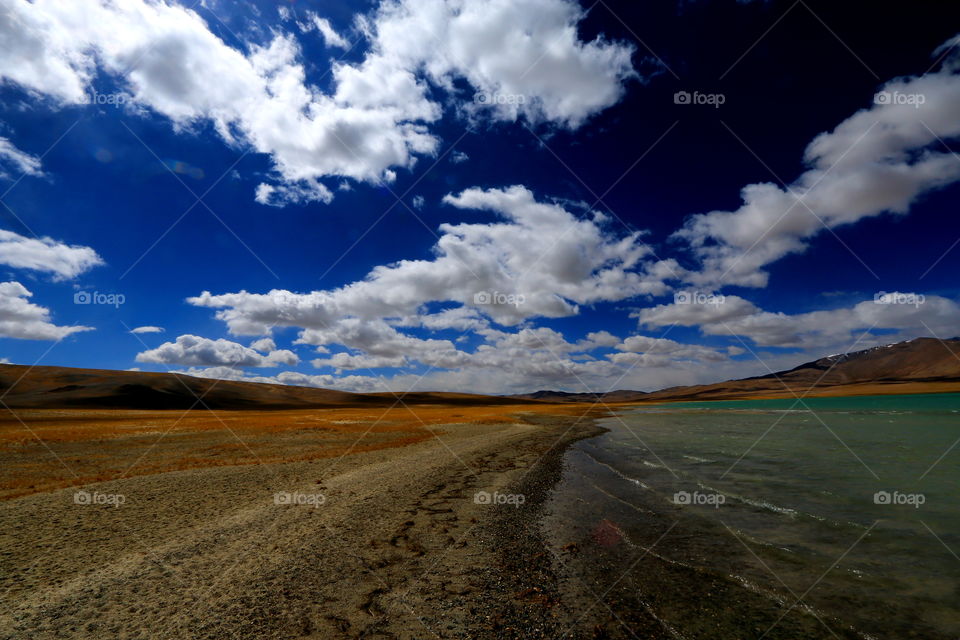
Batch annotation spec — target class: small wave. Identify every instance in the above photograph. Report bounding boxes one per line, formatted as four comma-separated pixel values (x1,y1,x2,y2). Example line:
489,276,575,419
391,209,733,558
575,473,656,515
739,496,799,517
696,482,798,517
682,455,715,464
608,441,649,453
693,483,870,530
728,528,796,554
580,451,652,490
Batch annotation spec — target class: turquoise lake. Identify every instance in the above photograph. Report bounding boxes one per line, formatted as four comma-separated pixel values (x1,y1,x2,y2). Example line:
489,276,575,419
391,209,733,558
546,393,960,638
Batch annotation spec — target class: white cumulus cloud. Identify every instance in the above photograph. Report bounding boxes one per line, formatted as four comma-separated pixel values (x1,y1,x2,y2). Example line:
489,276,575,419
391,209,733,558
189,185,674,333
0,0,637,205
0,229,103,280
135,334,298,368
0,281,93,340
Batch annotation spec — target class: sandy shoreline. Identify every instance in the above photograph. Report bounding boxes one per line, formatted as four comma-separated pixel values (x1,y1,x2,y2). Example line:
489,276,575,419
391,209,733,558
0,409,608,639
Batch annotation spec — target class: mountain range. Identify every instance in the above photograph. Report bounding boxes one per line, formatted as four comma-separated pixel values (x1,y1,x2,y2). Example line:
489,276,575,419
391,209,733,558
0,337,958,410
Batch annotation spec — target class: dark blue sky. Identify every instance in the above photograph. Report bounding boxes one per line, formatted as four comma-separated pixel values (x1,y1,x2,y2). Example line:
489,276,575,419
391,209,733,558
0,0,958,393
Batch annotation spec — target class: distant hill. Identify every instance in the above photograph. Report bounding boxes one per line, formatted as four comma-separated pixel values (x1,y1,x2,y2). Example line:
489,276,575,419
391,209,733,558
514,389,648,403
511,337,960,403
0,365,538,410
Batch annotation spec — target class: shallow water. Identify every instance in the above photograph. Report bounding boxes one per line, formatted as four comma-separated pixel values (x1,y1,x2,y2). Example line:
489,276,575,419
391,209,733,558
545,393,960,639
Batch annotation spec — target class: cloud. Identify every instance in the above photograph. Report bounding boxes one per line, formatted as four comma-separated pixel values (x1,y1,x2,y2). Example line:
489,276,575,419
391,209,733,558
312,352,408,371
293,321,726,390
173,351,749,395
0,0,636,205
614,335,727,362
400,307,488,332
0,281,92,340
477,326,586,354
450,150,468,164
135,334,298,368
439,185,673,322
636,292,960,350
576,330,621,350
162,320,782,395
935,35,960,72
0,229,103,280
0,137,43,179
299,318,471,369
412,194,425,209
632,295,760,327
254,179,334,207
189,185,673,332
250,337,276,352
130,325,164,334
172,366,388,393
299,12,350,49
178,184,697,391
677,34,960,288
358,0,637,127
0,1,434,194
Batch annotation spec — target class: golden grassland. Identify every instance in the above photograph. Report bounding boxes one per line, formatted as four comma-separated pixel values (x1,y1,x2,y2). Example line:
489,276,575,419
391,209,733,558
0,403,605,500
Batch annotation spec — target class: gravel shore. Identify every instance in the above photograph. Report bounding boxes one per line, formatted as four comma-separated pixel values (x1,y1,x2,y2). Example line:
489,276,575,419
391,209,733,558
0,411,607,639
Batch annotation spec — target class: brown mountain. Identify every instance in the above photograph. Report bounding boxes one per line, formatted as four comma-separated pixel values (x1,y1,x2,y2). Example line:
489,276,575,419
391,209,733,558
512,337,960,403
0,365,538,410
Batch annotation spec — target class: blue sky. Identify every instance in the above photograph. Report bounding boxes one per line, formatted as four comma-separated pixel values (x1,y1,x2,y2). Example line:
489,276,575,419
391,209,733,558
0,0,959,394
